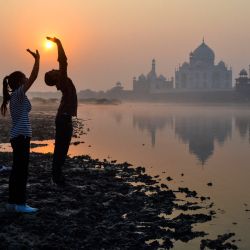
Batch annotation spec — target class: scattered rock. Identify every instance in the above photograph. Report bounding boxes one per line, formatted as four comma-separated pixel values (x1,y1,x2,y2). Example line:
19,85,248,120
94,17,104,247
178,187,197,198
200,233,238,250
161,184,168,189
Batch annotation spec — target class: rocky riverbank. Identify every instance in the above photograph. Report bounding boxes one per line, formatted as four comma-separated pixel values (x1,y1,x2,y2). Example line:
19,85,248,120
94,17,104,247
0,152,238,249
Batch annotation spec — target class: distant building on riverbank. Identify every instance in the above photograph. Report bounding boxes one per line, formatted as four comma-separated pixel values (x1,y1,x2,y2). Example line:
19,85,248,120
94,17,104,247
133,59,173,94
175,40,232,89
235,68,250,92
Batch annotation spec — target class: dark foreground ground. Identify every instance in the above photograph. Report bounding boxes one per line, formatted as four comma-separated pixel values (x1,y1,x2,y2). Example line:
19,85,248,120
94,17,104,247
0,152,238,250
0,103,238,249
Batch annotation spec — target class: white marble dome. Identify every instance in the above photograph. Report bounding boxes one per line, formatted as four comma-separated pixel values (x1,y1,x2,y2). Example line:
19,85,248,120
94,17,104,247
191,41,215,64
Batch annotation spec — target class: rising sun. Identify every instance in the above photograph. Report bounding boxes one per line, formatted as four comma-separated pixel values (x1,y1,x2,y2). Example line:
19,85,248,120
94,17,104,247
45,40,53,49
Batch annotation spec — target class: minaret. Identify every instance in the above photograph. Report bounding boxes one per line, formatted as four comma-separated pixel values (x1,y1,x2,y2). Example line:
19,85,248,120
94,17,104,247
152,59,156,73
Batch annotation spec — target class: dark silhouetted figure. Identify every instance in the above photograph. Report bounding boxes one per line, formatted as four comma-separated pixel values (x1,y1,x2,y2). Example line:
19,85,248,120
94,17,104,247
1,49,40,213
44,37,78,186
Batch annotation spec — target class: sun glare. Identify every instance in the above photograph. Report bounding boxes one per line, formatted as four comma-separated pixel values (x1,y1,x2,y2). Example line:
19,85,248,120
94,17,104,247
45,40,53,49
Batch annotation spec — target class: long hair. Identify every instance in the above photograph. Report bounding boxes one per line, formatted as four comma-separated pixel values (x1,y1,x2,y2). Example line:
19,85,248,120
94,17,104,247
1,71,25,116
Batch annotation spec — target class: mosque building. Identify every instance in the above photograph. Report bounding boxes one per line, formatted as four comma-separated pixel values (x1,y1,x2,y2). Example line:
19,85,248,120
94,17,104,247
175,40,232,90
133,59,173,94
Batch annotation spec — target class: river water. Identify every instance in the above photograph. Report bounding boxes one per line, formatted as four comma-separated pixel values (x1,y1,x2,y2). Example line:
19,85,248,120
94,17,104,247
3,103,250,249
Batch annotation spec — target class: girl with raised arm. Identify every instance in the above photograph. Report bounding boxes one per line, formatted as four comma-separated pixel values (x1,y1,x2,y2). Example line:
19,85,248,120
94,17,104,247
44,37,77,186
1,49,40,213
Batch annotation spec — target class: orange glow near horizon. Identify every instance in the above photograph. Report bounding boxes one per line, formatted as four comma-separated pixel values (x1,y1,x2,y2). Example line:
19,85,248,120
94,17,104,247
2,0,250,92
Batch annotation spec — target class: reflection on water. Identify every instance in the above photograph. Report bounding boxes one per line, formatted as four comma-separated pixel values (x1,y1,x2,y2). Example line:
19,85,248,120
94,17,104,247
0,106,243,165
133,114,173,147
174,115,232,165
235,115,250,142
130,109,233,165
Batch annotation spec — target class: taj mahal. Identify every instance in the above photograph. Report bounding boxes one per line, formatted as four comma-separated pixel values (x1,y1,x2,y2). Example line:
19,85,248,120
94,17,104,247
175,40,232,89
132,40,232,94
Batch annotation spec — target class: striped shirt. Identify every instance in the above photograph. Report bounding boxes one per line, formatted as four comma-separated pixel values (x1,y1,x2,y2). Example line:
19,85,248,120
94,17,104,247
10,86,32,139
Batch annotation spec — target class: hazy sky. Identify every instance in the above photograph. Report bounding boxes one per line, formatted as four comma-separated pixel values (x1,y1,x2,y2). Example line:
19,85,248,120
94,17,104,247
1,0,250,92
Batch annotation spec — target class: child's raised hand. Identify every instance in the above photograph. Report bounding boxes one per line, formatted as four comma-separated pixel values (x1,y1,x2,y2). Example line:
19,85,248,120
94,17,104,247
46,37,60,43
27,49,40,60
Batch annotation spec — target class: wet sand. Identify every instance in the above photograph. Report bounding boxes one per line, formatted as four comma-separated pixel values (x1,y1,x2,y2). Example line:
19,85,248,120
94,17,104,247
0,103,238,249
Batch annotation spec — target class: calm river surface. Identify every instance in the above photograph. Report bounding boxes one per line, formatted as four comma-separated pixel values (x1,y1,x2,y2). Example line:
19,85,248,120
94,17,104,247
5,103,250,249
